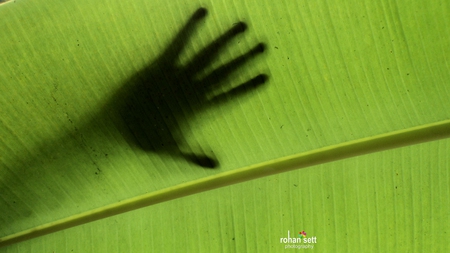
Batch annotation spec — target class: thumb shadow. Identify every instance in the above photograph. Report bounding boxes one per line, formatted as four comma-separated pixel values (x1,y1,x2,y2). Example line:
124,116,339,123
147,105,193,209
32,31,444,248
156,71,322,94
104,7,268,168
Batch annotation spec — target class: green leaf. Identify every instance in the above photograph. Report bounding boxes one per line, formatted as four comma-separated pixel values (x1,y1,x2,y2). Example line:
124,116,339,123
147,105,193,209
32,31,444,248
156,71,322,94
1,0,449,252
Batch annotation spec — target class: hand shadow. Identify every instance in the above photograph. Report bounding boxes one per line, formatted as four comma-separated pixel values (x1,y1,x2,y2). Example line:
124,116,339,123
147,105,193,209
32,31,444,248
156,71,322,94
107,8,268,168
0,8,268,239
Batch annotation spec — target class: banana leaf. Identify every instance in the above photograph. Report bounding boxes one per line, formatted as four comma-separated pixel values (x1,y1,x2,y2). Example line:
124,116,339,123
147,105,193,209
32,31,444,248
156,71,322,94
1,0,449,251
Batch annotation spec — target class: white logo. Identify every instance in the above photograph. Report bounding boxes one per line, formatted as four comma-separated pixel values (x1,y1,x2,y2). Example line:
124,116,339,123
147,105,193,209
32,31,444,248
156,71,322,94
279,230,317,250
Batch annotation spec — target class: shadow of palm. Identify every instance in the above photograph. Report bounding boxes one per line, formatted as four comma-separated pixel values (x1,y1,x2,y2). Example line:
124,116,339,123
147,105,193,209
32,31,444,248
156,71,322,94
108,8,268,168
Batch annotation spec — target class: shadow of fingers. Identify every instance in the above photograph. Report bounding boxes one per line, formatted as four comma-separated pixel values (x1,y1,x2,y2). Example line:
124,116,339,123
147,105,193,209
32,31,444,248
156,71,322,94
161,7,208,62
210,74,268,105
185,22,247,74
200,43,266,89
